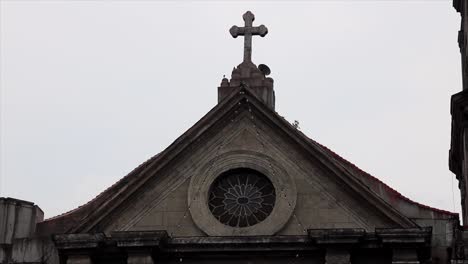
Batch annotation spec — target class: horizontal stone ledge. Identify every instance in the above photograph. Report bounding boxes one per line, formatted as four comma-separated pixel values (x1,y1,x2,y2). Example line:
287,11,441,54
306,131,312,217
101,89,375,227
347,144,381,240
111,231,168,248
308,228,432,246
53,228,432,252
308,228,366,244
170,235,309,245
53,231,168,250
167,235,311,252
53,233,106,250
375,227,432,245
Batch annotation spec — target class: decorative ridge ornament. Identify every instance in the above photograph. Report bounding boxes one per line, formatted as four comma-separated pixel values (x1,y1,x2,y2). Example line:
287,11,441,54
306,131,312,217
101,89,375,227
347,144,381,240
229,11,268,63
218,11,275,110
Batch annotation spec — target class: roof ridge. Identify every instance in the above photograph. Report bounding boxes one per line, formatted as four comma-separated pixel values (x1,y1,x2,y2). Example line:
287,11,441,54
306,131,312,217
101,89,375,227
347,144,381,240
303,134,457,217
40,88,247,227
44,153,161,221
41,89,457,232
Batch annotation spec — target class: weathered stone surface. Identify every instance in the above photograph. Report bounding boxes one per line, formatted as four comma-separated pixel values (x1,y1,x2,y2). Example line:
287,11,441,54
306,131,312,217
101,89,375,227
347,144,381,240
11,237,58,263
54,233,104,250
0,199,53,264
112,230,167,248
127,253,153,264
66,255,92,264
391,248,419,264
37,83,453,238
325,248,350,264
414,218,454,263
115,107,409,237
127,180,203,237
219,12,274,109
229,11,268,64
0,198,43,244
376,228,432,245
309,229,365,245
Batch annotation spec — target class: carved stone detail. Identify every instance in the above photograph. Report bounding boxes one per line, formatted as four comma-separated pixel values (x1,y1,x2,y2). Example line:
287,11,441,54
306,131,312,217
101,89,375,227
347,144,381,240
188,150,297,236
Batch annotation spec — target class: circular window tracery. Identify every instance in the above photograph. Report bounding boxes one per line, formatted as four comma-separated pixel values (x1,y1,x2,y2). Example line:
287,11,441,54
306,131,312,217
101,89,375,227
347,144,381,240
208,168,276,228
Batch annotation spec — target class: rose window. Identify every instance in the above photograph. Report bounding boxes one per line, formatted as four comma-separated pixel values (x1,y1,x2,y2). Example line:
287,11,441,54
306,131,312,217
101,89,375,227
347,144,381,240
208,168,276,227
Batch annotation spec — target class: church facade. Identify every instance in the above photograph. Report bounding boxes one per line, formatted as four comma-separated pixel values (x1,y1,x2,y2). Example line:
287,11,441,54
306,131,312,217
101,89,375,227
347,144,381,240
1,9,467,264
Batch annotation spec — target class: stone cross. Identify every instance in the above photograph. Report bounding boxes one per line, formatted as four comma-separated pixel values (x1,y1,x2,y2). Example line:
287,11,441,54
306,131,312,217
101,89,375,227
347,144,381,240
230,11,268,63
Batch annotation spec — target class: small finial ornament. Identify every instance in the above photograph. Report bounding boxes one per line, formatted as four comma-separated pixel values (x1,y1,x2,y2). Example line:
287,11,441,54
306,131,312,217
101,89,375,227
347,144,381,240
229,11,268,63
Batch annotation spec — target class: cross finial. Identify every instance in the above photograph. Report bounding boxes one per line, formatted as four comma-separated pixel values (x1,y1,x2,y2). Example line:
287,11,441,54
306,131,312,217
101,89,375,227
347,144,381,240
229,11,268,63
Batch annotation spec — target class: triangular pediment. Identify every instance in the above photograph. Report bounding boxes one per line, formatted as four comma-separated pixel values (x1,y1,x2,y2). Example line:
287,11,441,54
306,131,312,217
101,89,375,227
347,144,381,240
38,87,424,236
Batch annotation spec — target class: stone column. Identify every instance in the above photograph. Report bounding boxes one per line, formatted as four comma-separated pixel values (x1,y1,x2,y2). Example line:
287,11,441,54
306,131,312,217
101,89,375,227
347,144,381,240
392,249,419,264
325,248,351,264
66,255,92,264
127,252,154,264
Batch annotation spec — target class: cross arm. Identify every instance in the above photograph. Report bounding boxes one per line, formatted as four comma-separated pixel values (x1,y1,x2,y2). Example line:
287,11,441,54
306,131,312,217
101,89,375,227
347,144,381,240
229,26,243,38
230,25,268,38
253,25,268,37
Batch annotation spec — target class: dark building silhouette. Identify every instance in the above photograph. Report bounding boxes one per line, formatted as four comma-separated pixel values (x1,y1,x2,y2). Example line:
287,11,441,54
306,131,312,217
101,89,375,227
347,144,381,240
1,9,466,264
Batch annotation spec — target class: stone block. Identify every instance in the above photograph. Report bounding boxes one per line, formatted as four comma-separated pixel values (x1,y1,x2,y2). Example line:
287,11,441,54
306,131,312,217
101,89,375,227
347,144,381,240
129,225,165,232
0,237,57,264
135,210,164,227
127,253,153,264
317,197,337,210
67,255,92,264
11,238,42,262
318,209,350,223
295,178,313,194
392,248,419,264
325,248,350,264
163,212,185,227
332,222,359,229
0,246,6,263
0,198,43,244
297,193,320,210
164,194,186,212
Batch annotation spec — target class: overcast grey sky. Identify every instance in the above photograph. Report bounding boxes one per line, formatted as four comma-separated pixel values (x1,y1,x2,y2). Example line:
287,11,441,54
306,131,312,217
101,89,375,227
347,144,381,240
0,1,463,218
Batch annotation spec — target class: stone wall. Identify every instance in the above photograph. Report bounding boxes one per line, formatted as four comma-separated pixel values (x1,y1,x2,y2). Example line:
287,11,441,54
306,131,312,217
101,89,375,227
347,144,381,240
414,218,456,263
115,115,397,236
0,237,58,264
0,198,43,244
0,198,58,264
